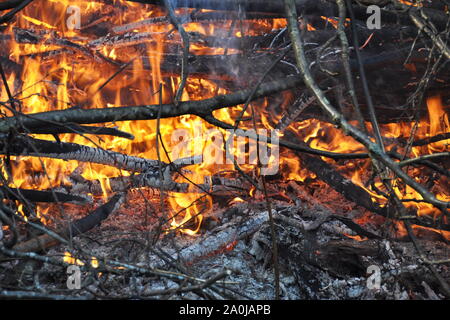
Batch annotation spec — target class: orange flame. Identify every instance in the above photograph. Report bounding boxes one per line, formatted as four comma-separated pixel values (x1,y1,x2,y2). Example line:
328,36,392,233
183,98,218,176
0,1,448,237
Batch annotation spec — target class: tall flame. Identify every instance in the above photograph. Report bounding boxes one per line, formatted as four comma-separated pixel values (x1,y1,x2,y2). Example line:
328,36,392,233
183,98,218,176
0,1,448,235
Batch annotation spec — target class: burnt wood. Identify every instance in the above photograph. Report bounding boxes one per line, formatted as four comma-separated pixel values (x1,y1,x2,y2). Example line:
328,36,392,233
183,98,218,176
11,193,124,253
0,187,88,204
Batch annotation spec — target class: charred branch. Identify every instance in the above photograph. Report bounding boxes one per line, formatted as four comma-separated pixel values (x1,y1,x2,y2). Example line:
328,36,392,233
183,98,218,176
61,170,202,195
28,124,134,139
290,137,384,215
112,10,284,33
0,186,89,204
11,193,124,253
0,76,303,132
126,0,450,30
0,134,201,191
1,134,164,172
0,0,27,11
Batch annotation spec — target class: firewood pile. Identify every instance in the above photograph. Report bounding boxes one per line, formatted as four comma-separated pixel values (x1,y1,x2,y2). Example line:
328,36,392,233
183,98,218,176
0,0,449,300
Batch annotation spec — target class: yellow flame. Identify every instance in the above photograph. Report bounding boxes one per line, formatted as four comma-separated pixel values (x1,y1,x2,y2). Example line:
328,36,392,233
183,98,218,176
1,0,448,235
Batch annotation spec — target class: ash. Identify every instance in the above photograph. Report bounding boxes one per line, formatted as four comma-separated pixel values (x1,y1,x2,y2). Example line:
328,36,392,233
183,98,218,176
2,195,448,300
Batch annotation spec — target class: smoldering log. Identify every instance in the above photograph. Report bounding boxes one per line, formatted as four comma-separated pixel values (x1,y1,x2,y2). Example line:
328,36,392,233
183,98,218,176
278,237,383,282
178,205,380,266
274,216,450,298
179,209,272,263
0,187,89,204
10,193,124,253
287,179,381,239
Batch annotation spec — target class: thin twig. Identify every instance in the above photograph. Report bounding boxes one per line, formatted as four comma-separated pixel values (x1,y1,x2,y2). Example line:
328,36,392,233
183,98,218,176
163,0,190,105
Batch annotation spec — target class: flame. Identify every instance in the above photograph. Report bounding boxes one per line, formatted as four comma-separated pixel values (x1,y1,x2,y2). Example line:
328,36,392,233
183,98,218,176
320,16,350,29
63,251,85,266
0,1,448,238
21,14,56,29
16,203,28,221
344,234,368,242
91,256,99,268
229,197,244,205
63,251,99,268
426,95,449,153
399,0,422,7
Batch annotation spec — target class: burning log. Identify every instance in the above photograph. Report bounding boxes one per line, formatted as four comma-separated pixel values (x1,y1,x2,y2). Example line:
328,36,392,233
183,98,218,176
12,28,119,66
59,168,211,195
88,30,170,50
0,76,304,132
64,172,240,197
88,30,289,51
410,133,450,148
111,11,284,33
7,134,184,173
0,56,21,75
19,48,73,61
13,28,100,62
0,134,202,192
275,93,316,132
2,134,164,172
59,169,244,197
